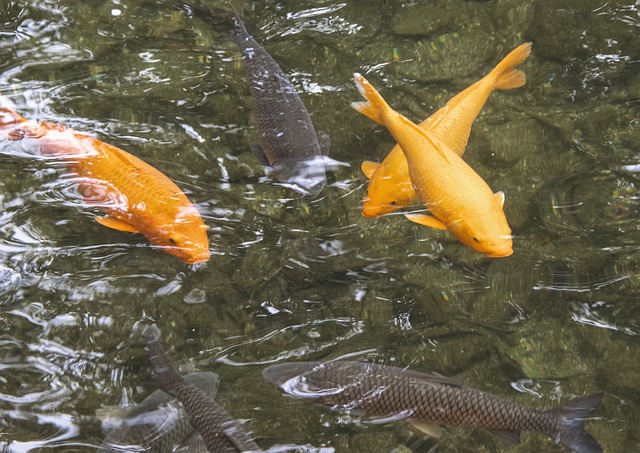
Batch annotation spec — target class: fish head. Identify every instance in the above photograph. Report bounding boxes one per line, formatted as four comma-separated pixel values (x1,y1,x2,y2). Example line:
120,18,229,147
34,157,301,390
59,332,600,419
447,215,513,258
361,152,415,218
149,211,210,264
272,156,327,197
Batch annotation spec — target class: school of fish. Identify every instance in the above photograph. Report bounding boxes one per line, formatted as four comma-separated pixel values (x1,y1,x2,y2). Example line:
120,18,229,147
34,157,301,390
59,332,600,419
0,3,607,452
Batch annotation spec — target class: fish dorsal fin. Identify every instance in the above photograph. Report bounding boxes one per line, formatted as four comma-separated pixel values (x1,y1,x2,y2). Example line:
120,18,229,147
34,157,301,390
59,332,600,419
361,161,380,179
96,216,140,233
494,191,505,208
398,115,451,163
408,419,443,438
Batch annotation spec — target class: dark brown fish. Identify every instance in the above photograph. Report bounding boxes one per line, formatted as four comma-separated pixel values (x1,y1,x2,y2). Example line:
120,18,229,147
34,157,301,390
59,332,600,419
146,336,261,452
263,361,602,453
180,3,329,196
97,372,219,453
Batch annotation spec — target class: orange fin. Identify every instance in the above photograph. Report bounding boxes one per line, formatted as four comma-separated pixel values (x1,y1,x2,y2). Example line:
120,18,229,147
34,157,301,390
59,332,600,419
405,213,447,230
493,43,532,90
494,191,505,208
96,216,140,233
495,69,526,90
361,161,380,179
408,419,443,438
351,73,389,126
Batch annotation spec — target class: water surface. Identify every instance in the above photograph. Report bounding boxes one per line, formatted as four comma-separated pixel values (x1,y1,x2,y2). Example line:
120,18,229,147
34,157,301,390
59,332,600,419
1,0,639,451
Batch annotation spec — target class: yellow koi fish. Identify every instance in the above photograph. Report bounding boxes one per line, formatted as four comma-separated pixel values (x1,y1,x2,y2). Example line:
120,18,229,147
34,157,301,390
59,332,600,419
361,43,532,218
352,74,513,257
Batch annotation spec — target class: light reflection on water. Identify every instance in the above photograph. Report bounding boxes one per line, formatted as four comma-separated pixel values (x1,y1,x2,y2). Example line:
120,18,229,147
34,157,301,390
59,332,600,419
0,0,639,452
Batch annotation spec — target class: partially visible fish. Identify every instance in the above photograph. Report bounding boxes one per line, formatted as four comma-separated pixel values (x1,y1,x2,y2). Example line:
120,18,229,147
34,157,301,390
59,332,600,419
183,4,329,196
351,73,513,257
146,335,262,452
263,361,603,453
97,372,219,453
361,43,532,218
0,102,210,263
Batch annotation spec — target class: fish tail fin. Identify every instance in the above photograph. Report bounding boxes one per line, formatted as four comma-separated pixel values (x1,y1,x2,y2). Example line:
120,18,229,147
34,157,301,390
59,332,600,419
145,334,185,398
549,393,603,453
351,73,390,126
491,42,532,90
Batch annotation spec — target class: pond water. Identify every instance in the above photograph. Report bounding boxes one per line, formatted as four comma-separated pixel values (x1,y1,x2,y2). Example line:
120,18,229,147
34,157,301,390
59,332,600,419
0,0,639,451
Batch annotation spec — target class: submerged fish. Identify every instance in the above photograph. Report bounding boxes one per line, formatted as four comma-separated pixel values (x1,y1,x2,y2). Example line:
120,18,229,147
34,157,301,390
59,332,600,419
146,335,261,452
361,43,532,218
97,372,219,453
351,74,513,257
184,4,329,196
263,361,603,453
0,102,210,263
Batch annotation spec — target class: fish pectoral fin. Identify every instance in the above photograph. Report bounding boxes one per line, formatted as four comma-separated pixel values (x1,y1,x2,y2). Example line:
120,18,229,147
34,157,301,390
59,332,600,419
360,161,380,179
182,431,207,452
318,132,331,156
96,216,140,233
250,143,271,166
489,429,521,444
408,419,443,438
405,213,448,230
494,191,506,208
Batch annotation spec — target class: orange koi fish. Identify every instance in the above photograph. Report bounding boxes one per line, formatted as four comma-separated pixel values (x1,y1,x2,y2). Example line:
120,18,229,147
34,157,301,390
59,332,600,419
0,103,210,264
352,74,513,257
361,43,532,218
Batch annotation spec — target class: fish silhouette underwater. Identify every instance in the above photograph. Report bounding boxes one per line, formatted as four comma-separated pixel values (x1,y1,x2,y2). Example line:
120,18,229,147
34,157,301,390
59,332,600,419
352,74,513,257
146,333,262,452
183,3,330,196
96,371,219,452
361,43,532,218
264,360,603,453
0,100,210,263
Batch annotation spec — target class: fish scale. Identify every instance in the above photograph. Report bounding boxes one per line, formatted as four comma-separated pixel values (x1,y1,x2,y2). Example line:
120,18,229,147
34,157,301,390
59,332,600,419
184,3,328,196
147,336,262,453
264,361,603,453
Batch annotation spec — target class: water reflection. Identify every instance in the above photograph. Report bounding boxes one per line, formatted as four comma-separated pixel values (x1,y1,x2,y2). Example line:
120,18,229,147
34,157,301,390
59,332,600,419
0,0,638,451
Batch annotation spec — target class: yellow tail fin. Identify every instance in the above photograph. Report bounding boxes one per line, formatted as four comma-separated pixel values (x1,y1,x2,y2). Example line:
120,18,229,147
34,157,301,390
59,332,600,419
351,73,390,126
492,43,532,91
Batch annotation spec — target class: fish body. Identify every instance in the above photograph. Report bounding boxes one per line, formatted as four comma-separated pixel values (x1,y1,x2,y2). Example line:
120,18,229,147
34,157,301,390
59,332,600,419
352,74,513,257
190,5,328,196
146,336,261,452
361,43,532,218
263,361,602,453
0,105,210,263
97,372,219,453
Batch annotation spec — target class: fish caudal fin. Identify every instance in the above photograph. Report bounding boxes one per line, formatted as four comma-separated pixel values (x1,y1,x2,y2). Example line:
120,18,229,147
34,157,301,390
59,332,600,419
145,334,185,398
351,73,390,126
550,393,603,453
492,43,532,91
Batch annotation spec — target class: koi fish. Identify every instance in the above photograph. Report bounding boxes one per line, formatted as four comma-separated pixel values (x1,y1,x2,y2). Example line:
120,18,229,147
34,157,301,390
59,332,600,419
146,335,261,452
185,4,329,196
361,43,532,218
351,74,513,257
0,103,210,263
97,372,219,452
264,361,602,453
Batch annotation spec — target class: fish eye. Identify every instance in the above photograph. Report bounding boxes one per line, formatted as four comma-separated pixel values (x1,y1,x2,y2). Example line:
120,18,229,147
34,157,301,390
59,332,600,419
390,201,397,205
473,237,480,243
168,237,177,245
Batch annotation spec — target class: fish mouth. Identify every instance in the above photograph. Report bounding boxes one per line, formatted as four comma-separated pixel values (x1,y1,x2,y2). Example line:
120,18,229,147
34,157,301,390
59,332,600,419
486,248,513,258
182,247,211,264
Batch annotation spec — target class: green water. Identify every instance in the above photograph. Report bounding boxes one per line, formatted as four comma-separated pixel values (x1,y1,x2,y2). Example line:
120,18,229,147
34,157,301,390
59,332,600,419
0,0,638,451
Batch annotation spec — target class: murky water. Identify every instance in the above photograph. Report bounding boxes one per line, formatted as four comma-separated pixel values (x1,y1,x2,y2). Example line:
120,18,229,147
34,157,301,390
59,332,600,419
0,0,638,451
